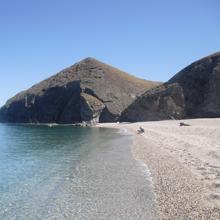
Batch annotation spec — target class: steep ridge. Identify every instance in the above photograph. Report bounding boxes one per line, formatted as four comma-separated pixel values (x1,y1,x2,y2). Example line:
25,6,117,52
0,58,159,124
121,52,220,122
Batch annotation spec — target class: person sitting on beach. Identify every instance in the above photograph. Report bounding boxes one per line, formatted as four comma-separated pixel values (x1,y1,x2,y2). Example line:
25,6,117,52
137,126,145,134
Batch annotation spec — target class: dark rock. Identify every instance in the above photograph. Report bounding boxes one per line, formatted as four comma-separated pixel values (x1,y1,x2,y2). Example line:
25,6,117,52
0,57,159,124
80,93,105,123
120,52,220,122
120,83,185,122
169,52,220,118
179,122,190,126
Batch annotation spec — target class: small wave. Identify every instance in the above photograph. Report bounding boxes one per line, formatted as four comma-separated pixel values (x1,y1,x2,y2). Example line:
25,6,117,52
116,128,133,136
117,128,127,134
136,160,153,180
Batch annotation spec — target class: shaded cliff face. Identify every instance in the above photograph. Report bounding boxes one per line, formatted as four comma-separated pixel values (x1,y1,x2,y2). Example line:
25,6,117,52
0,58,159,123
120,83,185,122
169,52,220,117
121,52,220,122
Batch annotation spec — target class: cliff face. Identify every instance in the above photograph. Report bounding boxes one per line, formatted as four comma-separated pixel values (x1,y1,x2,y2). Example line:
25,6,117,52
120,83,185,122
121,52,220,122
168,52,220,118
0,58,159,124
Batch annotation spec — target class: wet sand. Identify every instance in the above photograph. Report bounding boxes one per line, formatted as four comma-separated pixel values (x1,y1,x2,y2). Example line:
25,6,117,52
97,118,220,219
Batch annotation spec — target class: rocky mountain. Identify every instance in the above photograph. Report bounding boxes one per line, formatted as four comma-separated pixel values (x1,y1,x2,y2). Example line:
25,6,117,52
0,58,159,124
120,52,220,122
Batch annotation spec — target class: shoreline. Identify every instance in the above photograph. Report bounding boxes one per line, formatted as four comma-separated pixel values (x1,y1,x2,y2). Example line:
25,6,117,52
97,119,220,219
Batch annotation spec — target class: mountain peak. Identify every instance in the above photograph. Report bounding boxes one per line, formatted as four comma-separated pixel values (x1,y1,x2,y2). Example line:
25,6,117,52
0,58,159,124
77,57,103,66
80,57,97,62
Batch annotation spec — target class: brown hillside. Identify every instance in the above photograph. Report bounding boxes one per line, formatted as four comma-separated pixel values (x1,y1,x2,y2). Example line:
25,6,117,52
0,57,160,123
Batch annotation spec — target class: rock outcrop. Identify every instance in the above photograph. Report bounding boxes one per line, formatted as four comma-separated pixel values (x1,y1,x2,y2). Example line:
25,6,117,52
0,57,159,124
120,52,220,122
120,83,185,122
80,93,105,124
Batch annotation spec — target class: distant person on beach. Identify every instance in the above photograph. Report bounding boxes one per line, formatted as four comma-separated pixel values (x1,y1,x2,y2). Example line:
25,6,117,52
137,126,145,134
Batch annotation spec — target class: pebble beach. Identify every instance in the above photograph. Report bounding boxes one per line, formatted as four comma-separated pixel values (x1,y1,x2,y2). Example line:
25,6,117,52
98,118,220,219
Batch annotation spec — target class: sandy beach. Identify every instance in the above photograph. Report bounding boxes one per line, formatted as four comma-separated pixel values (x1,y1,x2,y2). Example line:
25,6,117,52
97,118,220,219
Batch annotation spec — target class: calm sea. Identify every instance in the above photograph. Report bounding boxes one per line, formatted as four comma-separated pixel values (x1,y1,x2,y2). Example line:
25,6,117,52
0,123,156,220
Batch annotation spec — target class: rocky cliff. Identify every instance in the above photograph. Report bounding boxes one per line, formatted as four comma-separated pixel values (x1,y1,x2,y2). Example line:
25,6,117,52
0,58,159,124
120,52,220,122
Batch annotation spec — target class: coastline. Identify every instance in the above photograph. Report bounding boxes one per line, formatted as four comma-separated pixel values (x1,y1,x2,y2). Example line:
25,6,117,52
96,119,220,219
0,125,157,219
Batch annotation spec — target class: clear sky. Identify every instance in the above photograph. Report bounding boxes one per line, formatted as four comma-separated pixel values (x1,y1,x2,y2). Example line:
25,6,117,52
0,0,219,107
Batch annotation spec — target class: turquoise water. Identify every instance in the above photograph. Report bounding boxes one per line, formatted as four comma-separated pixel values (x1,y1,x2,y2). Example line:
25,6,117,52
0,124,156,219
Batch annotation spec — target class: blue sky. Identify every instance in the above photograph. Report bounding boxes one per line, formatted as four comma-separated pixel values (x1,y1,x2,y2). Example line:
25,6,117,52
0,0,219,106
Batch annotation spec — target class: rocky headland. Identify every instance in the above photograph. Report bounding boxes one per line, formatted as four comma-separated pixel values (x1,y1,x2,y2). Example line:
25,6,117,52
121,52,220,122
1,52,220,124
0,58,159,124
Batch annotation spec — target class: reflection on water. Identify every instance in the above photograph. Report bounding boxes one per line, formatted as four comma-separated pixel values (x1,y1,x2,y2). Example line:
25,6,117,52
0,124,156,219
